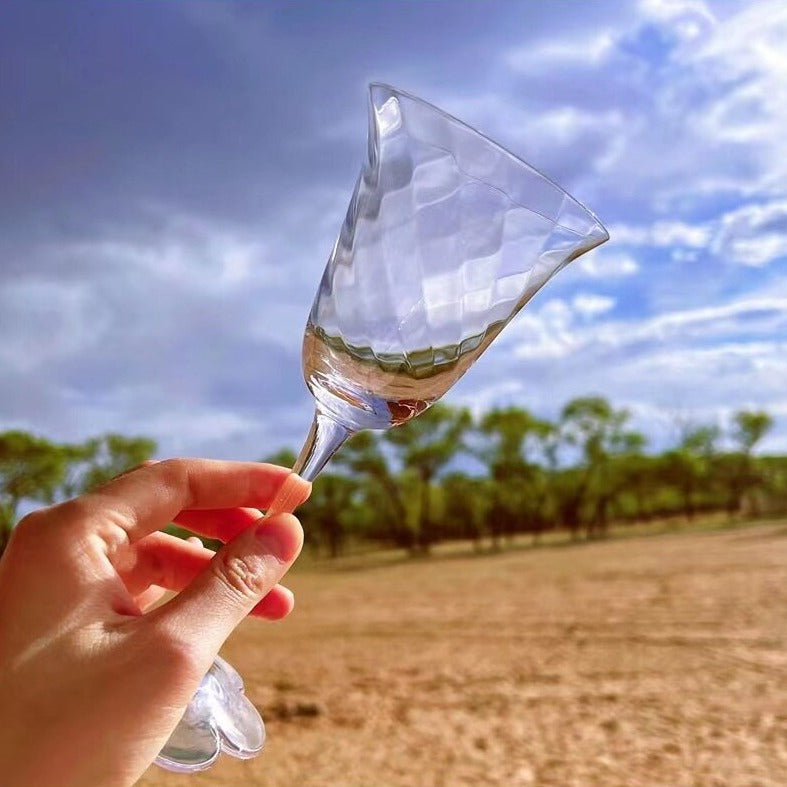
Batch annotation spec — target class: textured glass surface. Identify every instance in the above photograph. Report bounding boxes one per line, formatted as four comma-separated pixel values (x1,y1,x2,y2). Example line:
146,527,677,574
304,84,608,434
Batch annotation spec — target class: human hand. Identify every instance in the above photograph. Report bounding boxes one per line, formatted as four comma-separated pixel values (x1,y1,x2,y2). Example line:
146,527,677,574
0,459,311,787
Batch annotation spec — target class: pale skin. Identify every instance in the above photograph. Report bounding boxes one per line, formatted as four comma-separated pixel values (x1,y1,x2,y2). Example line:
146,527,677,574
0,458,311,787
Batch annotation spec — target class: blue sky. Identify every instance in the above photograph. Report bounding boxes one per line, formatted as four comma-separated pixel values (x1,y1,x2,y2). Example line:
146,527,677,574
1,0,785,460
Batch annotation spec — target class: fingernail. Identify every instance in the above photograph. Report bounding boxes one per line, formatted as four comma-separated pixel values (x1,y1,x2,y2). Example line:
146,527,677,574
268,473,312,516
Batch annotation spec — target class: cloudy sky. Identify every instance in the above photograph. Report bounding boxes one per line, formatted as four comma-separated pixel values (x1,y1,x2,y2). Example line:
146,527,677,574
2,0,786,461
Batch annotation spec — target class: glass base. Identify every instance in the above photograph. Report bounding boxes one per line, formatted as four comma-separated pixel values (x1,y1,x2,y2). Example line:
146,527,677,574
155,656,265,773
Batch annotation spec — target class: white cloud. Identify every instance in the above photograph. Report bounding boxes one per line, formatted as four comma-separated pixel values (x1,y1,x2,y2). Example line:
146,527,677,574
0,280,108,373
575,249,640,278
452,379,525,419
505,297,578,360
598,295,787,349
711,201,787,267
657,2,787,202
609,201,787,267
572,293,616,318
506,292,787,360
57,214,278,291
463,283,787,454
505,30,616,73
638,0,717,42
652,221,711,248
0,204,318,457
607,221,710,248
498,0,787,213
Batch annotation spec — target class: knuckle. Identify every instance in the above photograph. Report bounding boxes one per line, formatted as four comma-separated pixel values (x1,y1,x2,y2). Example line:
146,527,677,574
57,496,94,522
8,510,48,551
157,458,198,504
157,457,187,486
14,507,49,536
13,500,82,543
212,550,271,601
61,496,112,540
154,632,203,682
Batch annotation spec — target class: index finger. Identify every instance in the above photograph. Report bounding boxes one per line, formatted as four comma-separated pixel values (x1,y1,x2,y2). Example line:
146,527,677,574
84,458,308,543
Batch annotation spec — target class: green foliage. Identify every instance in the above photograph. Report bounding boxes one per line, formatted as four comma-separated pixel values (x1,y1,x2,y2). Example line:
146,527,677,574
190,401,785,555
732,410,773,455
77,435,157,493
299,472,357,558
439,473,486,545
0,431,67,514
557,396,647,538
384,403,472,552
0,431,70,552
0,431,157,556
335,431,411,548
262,448,298,469
477,406,552,545
1,401,782,560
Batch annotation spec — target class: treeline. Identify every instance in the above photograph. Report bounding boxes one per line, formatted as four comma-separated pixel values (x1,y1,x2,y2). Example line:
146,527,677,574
2,398,786,558
285,398,786,556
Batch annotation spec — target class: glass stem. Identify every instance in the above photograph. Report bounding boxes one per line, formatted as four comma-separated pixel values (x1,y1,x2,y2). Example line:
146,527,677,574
292,409,352,483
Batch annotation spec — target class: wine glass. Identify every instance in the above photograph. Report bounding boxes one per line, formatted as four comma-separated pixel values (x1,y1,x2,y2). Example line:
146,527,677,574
156,83,609,772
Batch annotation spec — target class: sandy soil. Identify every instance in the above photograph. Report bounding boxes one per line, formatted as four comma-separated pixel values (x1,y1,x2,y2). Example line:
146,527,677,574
138,522,787,786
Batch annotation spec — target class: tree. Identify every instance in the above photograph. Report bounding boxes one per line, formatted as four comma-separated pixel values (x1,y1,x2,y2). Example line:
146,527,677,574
477,406,552,546
385,403,471,552
0,431,70,553
335,432,411,549
732,411,774,455
263,448,298,469
663,424,720,521
478,407,548,469
614,452,660,522
552,466,586,540
757,455,787,516
599,430,647,526
303,471,357,558
559,396,644,537
440,473,485,548
712,451,751,519
719,410,775,517
77,434,157,492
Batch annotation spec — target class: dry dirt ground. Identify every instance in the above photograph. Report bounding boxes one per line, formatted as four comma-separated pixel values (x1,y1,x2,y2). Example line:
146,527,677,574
139,522,787,787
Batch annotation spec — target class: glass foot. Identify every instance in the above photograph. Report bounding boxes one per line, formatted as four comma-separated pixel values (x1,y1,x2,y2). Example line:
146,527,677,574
155,656,265,773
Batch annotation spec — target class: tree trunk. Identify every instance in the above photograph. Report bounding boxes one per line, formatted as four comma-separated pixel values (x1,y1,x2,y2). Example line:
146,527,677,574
417,470,432,554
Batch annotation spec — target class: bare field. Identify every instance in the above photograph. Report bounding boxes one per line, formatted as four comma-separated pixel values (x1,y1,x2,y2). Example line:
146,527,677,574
139,522,787,786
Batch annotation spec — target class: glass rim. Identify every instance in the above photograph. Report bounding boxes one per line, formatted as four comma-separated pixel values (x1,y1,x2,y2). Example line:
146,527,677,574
368,82,609,242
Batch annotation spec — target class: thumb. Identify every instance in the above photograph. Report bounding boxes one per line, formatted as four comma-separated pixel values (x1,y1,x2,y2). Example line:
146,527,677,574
149,512,304,661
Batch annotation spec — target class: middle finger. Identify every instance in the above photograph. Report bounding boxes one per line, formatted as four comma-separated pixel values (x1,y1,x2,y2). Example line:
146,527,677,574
172,506,262,543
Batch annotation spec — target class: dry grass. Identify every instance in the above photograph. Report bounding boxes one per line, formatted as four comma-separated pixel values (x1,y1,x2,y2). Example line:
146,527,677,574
139,521,787,786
